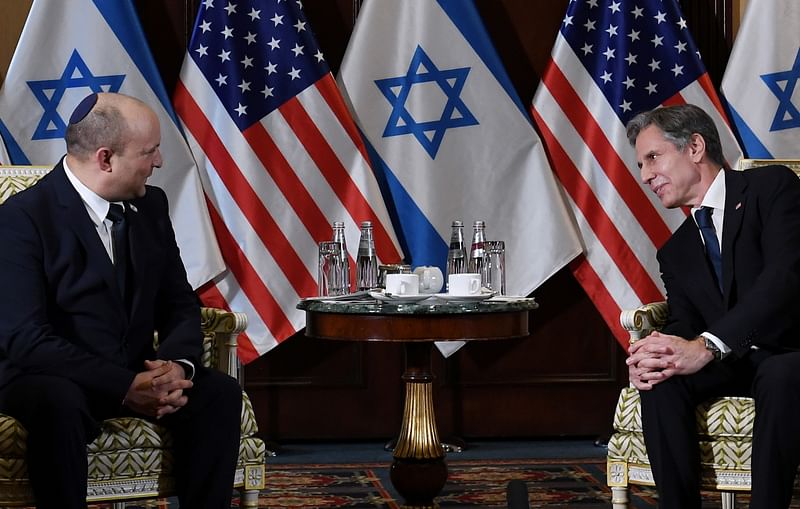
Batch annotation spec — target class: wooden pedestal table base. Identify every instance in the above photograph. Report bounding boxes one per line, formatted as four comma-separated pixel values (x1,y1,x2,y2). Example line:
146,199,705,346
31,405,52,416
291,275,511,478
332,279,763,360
297,297,538,508
391,342,447,507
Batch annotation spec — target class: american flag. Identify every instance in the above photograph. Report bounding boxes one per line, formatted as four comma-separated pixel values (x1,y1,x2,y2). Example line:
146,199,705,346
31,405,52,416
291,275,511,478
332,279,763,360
531,0,741,346
174,0,402,362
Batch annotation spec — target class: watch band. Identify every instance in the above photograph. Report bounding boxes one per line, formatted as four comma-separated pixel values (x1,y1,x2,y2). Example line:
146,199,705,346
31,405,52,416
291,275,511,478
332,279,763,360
704,336,722,361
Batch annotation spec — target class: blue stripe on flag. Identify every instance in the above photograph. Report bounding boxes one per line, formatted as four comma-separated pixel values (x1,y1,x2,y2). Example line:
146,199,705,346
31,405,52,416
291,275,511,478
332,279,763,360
437,0,530,123
92,0,182,126
726,103,774,159
363,140,448,270
0,119,31,165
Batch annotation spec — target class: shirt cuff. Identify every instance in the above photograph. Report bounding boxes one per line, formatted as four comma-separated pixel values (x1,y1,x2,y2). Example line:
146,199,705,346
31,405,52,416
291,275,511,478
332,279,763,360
174,359,195,380
701,332,731,359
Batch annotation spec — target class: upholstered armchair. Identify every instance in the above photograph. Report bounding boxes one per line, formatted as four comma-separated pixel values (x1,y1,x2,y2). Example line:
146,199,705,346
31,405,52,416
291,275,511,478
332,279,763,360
606,159,800,509
607,301,755,509
0,166,266,507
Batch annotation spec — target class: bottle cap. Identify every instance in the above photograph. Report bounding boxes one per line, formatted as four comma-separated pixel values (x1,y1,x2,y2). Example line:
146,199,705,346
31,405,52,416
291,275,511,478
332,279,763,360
361,220,373,228
473,220,485,228
333,221,344,228
452,220,463,227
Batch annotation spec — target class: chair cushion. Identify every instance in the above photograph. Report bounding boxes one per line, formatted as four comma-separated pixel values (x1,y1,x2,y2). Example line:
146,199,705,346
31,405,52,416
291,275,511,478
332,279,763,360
613,387,755,438
0,389,262,482
608,430,753,470
88,418,172,453
0,414,27,458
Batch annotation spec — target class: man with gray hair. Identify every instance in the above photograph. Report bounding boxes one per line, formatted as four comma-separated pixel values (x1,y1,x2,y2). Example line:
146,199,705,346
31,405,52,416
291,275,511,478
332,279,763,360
625,103,800,508
0,92,241,508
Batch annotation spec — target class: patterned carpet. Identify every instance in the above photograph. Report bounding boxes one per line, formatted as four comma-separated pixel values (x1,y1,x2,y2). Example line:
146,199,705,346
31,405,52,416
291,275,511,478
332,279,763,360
67,457,800,508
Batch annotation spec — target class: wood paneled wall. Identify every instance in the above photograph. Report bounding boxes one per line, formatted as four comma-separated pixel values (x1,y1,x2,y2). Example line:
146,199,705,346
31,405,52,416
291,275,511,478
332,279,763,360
0,0,32,84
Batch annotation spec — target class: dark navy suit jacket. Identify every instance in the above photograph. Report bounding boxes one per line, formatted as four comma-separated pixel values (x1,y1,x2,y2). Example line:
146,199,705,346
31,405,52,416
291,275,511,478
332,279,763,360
657,165,800,358
0,161,202,400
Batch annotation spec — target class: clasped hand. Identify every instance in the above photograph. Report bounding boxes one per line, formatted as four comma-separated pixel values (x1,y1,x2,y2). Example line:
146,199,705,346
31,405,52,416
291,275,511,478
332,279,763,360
123,360,193,418
626,331,713,391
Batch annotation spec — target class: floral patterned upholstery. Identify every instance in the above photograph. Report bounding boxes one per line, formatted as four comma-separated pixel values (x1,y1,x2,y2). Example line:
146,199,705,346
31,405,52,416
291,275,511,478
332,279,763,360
0,167,266,507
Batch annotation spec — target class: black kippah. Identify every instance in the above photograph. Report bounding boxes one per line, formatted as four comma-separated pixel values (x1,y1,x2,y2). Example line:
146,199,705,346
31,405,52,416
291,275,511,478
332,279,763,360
68,93,99,125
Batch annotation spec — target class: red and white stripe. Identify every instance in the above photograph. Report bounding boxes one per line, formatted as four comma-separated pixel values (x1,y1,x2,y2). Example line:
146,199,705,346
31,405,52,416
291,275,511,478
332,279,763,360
175,57,402,362
532,33,741,346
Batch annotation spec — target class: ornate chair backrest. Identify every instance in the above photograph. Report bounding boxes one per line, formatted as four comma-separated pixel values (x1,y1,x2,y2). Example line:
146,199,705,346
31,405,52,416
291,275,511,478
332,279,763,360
0,166,52,204
737,158,800,177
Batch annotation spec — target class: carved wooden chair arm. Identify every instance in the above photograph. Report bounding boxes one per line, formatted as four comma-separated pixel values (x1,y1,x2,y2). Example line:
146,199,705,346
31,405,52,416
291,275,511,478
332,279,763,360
619,301,668,345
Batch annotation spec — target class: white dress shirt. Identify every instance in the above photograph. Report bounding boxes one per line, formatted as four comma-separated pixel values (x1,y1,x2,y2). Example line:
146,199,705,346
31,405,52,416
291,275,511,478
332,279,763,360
692,169,732,358
62,160,195,378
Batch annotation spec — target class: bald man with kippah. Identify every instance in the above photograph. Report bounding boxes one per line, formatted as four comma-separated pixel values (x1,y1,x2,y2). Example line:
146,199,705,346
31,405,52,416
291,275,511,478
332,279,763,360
0,93,241,508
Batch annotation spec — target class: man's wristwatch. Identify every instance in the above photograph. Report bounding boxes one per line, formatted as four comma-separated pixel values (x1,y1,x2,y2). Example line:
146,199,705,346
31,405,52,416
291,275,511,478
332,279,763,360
703,336,722,361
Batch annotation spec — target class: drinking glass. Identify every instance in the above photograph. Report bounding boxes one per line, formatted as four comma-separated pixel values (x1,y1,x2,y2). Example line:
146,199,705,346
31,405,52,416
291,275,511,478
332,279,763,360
484,240,506,295
318,241,347,296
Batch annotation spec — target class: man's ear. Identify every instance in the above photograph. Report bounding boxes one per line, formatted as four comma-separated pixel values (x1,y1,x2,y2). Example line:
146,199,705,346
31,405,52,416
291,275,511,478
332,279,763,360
95,148,113,171
687,133,706,163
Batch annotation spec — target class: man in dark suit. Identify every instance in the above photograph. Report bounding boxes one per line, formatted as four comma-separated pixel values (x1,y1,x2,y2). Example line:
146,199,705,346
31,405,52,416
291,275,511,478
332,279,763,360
625,104,800,509
0,93,242,509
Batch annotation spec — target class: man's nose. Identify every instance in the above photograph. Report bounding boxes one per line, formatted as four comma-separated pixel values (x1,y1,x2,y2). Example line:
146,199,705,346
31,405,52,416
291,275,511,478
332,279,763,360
639,165,651,184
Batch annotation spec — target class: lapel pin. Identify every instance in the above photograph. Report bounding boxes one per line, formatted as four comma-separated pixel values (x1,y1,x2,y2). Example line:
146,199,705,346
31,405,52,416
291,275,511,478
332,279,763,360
735,202,742,210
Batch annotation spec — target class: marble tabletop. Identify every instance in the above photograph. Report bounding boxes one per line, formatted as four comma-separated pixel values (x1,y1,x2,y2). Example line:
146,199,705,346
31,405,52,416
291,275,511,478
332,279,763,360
297,293,538,315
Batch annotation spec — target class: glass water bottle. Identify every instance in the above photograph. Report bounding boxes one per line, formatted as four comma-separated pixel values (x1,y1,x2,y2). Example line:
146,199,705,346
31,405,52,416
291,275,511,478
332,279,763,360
446,220,467,291
356,221,378,290
468,220,487,286
332,221,351,293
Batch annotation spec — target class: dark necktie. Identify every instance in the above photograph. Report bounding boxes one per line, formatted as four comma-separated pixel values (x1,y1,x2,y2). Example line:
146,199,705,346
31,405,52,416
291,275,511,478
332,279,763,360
694,206,722,293
106,203,128,298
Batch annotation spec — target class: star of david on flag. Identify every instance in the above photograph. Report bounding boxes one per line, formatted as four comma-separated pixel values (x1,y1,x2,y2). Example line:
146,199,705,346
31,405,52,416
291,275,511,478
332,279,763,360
375,45,478,158
722,0,800,158
339,0,582,356
27,50,125,141
759,48,800,133
0,0,224,290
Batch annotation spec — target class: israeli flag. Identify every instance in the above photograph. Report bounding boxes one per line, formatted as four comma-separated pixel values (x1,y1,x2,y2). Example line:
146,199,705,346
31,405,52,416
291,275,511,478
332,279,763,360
339,0,581,298
0,0,224,288
0,123,10,164
721,0,800,158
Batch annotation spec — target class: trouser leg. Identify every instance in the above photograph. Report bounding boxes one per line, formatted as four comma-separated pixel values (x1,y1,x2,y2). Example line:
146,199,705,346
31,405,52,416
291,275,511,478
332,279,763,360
161,367,242,509
0,375,99,509
639,375,703,509
750,352,800,509
639,358,747,509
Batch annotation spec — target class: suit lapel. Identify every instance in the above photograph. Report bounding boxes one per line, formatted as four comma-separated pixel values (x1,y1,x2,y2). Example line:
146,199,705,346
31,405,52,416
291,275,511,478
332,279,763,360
125,201,153,319
721,170,747,306
671,218,724,304
50,164,129,321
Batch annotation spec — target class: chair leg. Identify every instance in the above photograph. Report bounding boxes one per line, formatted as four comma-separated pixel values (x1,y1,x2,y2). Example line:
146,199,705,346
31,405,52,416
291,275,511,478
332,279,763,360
111,503,126,509
611,486,629,509
721,491,736,509
240,489,260,508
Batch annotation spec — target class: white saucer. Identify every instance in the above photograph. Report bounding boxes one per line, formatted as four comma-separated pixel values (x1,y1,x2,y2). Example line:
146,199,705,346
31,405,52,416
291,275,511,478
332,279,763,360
369,291,432,303
434,291,494,302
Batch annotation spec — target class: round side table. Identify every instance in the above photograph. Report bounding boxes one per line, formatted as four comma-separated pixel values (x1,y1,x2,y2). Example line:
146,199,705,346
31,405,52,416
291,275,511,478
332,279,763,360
297,297,537,507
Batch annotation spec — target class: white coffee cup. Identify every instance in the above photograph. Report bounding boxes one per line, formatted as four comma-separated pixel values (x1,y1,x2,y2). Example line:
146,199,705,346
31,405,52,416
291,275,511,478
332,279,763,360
413,266,444,294
448,273,481,296
385,273,419,296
